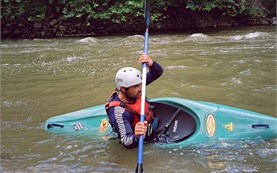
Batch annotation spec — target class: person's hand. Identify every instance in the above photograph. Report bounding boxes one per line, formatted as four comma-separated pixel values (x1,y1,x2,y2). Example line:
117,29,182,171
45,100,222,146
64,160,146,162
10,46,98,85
139,53,153,67
134,121,148,138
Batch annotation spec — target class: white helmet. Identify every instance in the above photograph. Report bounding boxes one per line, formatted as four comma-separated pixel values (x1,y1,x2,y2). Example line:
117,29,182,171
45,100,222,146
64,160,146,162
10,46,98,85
115,67,142,89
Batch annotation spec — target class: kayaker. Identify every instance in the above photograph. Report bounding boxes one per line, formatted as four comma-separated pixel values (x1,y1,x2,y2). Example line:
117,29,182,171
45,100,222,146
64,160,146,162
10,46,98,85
105,53,163,149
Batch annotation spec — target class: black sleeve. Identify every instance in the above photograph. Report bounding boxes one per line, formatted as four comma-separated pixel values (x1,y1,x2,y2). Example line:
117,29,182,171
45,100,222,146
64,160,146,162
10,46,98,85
146,61,163,85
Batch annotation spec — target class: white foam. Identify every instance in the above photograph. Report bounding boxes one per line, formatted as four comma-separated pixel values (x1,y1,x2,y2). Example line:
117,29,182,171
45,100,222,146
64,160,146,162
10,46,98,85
244,32,261,39
166,65,190,70
76,37,97,43
240,68,252,75
64,56,83,63
190,33,209,39
230,32,267,41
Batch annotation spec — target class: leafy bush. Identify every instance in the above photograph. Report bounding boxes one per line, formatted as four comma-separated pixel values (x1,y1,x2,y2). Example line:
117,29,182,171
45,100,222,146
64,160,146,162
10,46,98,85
186,0,273,17
1,0,275,26
1,0,46,21
57,0,144,25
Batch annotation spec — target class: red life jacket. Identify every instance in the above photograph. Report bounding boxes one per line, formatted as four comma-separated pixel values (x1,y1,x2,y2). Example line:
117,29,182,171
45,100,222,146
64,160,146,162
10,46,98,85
105,90,154,128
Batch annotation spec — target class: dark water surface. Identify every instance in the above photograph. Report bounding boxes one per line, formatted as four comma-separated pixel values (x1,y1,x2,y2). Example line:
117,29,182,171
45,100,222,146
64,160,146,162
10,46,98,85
1,26,276,172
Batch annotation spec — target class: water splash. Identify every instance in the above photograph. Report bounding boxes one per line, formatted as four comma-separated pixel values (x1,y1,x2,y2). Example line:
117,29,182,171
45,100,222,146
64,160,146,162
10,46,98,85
166,65,190,70
187,33,210,41
76,37,97,43
230,32,269,41
2,99,30,108
63,55,84,63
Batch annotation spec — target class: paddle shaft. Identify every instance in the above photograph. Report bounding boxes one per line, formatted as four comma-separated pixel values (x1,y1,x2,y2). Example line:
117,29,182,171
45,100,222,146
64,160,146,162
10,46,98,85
136,0,150,173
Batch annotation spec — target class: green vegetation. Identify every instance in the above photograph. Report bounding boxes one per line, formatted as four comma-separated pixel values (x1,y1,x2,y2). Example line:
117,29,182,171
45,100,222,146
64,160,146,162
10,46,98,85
60,1,144,25
1,0,275,38
1,0,46,21
2,0,275,24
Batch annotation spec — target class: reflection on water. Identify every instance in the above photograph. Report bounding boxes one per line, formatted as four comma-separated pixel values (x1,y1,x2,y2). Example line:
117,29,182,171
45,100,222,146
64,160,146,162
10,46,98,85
1,26,276,172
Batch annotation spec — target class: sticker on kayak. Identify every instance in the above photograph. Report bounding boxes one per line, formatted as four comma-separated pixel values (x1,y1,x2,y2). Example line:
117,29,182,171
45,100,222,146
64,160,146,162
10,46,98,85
73,122,84,131
224,122,233,131
99,118,108,133
206,114,216,137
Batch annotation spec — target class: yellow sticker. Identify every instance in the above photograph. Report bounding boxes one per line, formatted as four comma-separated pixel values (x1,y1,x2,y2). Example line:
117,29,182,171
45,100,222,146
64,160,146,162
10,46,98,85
206,114,216,137
224,122,233,131
99,118,108,133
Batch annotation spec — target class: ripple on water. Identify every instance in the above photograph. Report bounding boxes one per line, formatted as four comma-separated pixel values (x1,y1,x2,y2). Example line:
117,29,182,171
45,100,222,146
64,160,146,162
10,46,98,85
240,68,252,76
76,37,98,43
229,32,270,41
2,99,29,108
165,65,190,70
154,138,277,173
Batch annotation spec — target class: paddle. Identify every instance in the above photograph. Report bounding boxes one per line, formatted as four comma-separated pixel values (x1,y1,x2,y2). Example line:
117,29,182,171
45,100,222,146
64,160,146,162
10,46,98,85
136,0,150,173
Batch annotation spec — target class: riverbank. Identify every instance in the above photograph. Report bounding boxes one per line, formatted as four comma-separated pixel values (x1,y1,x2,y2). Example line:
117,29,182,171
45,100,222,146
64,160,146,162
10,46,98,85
1,11,276,39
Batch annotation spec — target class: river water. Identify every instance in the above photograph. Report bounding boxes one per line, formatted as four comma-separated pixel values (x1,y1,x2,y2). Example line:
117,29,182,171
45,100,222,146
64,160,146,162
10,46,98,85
1,26,276,173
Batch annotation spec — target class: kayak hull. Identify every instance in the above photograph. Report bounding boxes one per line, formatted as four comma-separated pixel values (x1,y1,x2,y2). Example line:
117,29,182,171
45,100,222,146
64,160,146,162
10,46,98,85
44,97,277,147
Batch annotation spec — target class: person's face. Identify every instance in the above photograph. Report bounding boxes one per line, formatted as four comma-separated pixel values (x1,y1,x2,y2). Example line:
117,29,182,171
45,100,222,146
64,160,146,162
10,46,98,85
126,83,142,100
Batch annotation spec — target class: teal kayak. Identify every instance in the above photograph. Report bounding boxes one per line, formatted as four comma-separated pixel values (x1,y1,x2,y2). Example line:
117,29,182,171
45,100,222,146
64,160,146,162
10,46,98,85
44,97,277,147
